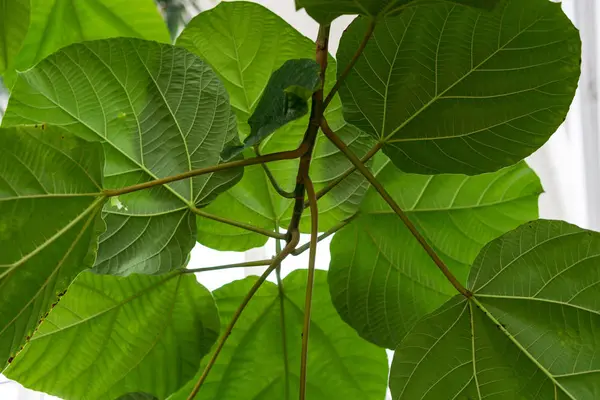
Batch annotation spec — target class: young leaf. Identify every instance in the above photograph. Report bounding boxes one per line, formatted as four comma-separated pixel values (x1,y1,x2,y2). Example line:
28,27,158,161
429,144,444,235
0,0,29,75
0,126,106,371
168,270,388,399
329,158,542,348
2,0,169,86
337,0,580,174
222,59,321,160
390,220,600,399
5,272,220,400
3,38,242,276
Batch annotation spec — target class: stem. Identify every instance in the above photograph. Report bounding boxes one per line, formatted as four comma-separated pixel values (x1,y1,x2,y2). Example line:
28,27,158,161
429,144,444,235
191,207,286,240
255,146,295,199
299,174,319,400
104,145,308,198
183,259,273,274
186,232,300,400
320,119,472,298
292,213,358,256
323,18,376,109
275,238,290,400
306,142,382,208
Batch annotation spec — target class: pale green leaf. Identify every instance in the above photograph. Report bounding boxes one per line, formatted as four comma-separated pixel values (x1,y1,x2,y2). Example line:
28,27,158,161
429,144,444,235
0,125,106,370
169,270,388,400
0,0,29,75
5,271,219,400
338,0,580,174
390,219,600,399
3,0,169,86
3,38,242,275
329,158,541,348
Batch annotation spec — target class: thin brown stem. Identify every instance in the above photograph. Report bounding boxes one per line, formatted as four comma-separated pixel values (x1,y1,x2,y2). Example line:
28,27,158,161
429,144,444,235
292,213,358,256
299,174,319,400
274,238,290,400
186,232,300,400
191,207,286,240
323,18,376,109
320,119,472,298
104,144,308,198
183,259,273,274
255,146,295,199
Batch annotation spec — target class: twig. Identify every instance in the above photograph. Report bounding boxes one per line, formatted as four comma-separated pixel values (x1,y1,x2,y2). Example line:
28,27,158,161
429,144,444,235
320,119,472,298
275,238,290,400
323,18,376,109
255,146,295,199
183,259,273,274
292,213,358,256
191,207,286,240
186,232,300,400
299,173,319,400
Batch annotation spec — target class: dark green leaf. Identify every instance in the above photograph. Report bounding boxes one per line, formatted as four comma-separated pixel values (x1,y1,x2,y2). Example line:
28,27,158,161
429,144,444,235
0,0,29,75
337,0,580,174
0,125,106,370
168,270,388,399
3,38,242,275
115,393,158,400
222,59,321,160
390,220,600,399
329,158,541,348
5,272,219,400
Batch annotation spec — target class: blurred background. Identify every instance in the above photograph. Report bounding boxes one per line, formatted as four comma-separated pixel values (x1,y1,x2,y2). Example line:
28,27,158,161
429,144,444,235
0,0,593,398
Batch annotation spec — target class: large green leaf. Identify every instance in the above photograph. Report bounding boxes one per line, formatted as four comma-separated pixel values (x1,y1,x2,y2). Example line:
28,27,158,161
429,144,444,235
0,0,29,75
169,270,388,400
2,0,169,86
0,125,106,370
5,271,220,400
390,219,600,399
295,0,499,23
329,158,541,348
3,38,243,275
337,0,580,174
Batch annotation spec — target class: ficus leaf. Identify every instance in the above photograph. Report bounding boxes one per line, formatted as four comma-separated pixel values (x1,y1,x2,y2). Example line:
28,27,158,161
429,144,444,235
0,125,106,371
168,270,388,400
337,0,580,174
390,220,600,399
3,38,243,276
5,271,220,400
329,158,542,348
0,0,29,75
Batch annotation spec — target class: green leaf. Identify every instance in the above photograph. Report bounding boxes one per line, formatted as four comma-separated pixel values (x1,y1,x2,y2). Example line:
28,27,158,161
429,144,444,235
337,0,580,174
390,220,600,399
116,393,158,400
295,0,499,23
0,0,29,75
222,59,321,160
0,125,106,370
168,270,388,400
2,0,169,87
178,1,374,251
5,271,220,400
329,158,542,348
3,38,243,275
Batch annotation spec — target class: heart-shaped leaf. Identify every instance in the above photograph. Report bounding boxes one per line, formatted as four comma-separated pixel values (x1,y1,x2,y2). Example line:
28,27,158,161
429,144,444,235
5,271,219,400
3,38,243,275
337,0,580,174
390,219,600,399
0,125,106,370
329,158,541,348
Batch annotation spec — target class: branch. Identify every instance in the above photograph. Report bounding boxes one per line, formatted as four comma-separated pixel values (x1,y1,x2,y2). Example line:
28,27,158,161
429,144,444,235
103,144,309,198
186,232,300,400
183,259,273,274
323,18,376,109
320,119,472,298
275,238,290,400
254,146,295,199
299,173,319,400
292,213,358,256
191,207,286,240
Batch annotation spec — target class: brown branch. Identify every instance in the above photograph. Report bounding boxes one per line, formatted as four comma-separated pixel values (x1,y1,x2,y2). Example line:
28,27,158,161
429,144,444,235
103,144,309,198
299,174,319,400
274,238,290,400
323,18,376,109
320,119,472,298
186,232,300,400
191,207,286,240
292,213,358,256
183,259,273,274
